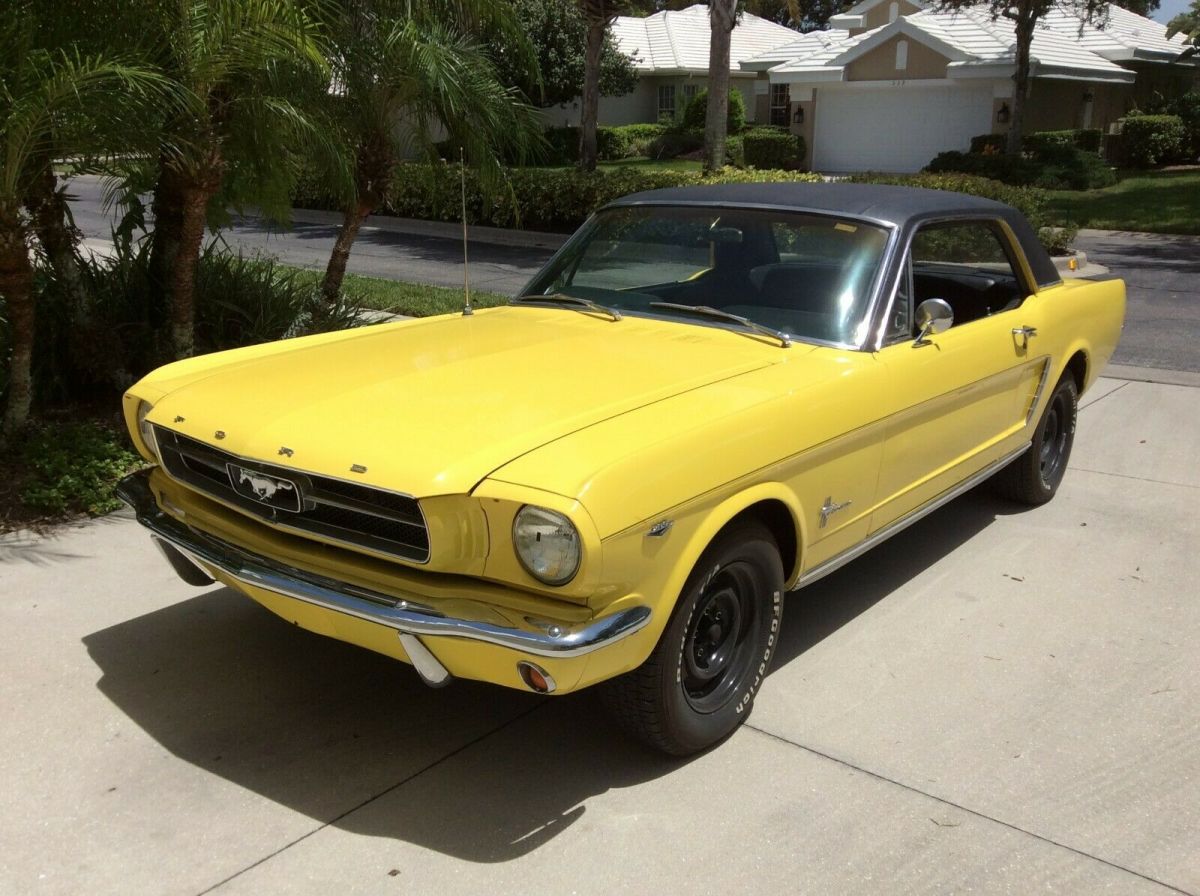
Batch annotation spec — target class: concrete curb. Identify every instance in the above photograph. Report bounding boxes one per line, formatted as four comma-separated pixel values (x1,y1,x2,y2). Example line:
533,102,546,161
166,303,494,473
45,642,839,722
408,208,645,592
1102,364,1200,388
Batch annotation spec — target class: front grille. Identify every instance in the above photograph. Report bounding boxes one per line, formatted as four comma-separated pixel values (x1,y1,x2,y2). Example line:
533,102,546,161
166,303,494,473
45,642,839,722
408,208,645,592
154,427,430,563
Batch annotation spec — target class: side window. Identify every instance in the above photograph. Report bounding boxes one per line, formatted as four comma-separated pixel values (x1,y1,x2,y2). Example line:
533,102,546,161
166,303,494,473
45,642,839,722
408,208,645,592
909,221,1026,329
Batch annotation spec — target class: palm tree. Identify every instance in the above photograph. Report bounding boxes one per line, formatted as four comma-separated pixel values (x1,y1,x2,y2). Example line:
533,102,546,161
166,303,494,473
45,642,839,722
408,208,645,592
0,15,170,436
146,0,331,359
703,0,739,174
319,1,542,300
577,0,629,172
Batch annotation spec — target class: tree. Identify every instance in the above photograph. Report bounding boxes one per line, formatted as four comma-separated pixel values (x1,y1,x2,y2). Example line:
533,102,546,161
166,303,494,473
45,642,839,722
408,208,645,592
934,0,1108,154
703,0,740,173
1111,0,1159,17
578,0,633,171
145,0,330,359
492,0,639,109
319,1,543,299
1167,0,1200,59
0,11,169,435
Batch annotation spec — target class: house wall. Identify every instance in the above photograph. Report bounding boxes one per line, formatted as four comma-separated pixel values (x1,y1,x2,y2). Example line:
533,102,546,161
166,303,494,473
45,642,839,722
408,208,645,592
1122,61,1199,109
846,36,949,81
538,75,762,127
1023,80,1134,134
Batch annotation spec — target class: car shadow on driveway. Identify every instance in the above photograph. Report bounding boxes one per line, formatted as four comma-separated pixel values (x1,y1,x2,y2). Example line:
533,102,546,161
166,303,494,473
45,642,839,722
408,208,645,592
82,486,1020,862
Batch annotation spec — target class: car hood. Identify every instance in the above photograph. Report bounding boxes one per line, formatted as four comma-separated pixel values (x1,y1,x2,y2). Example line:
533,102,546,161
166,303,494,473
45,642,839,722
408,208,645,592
142,306,779,497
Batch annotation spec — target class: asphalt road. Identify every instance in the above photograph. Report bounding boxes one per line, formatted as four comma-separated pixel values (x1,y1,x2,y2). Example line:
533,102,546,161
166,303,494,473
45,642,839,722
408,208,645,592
66,176,1200,373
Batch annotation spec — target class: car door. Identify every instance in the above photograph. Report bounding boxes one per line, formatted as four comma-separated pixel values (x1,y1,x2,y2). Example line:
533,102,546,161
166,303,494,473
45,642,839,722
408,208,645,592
871,219,1049,532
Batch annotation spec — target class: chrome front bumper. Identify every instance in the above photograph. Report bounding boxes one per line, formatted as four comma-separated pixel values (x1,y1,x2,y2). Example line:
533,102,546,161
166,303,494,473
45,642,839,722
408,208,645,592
116,470,651,684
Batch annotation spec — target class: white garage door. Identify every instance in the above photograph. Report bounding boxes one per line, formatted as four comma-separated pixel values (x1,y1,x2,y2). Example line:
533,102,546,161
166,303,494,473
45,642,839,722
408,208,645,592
812,84,994,173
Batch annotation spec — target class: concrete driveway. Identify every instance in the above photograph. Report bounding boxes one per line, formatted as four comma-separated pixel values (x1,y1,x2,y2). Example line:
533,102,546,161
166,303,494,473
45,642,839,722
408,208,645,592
2,373,1197,896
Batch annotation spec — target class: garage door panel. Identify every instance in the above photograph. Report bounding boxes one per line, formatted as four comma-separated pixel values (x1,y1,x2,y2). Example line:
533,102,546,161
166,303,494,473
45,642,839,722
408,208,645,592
813,85,994,173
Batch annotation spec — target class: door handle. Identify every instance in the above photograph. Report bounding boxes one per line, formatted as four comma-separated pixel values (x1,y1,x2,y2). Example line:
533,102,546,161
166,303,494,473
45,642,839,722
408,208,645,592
1012,326,1037,350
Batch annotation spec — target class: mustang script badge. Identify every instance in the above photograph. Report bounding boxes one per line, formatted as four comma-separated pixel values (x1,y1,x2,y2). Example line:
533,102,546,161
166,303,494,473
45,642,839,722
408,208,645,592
227,464,302,513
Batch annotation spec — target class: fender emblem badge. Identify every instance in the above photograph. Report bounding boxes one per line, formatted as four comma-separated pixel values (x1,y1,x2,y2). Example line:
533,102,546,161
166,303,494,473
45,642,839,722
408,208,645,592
819,496,852,529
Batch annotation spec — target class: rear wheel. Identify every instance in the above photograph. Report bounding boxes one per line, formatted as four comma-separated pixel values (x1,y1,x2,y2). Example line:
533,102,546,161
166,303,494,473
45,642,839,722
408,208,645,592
601,521,785,756
995,375,1078,505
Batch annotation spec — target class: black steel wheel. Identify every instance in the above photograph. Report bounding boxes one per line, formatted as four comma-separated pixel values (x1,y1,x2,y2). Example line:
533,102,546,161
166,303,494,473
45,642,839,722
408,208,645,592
995,374,1078,505
601,520,785,756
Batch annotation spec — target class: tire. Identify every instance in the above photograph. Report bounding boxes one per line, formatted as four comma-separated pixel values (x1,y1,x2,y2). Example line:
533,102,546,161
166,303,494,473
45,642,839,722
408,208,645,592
601,521,785,756
995,375,1078,505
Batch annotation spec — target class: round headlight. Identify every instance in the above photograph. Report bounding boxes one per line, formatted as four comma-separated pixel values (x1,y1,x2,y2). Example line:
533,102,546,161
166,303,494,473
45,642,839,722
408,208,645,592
512,505,581,586
136,400,159,460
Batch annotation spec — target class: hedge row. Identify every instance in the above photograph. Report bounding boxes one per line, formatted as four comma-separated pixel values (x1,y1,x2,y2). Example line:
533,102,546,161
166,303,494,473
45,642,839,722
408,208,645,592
387,163,823,231
927,146,1115,190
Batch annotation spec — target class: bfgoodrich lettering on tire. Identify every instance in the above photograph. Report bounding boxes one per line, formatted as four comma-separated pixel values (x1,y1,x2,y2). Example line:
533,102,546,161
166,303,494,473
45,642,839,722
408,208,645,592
601,520,785,756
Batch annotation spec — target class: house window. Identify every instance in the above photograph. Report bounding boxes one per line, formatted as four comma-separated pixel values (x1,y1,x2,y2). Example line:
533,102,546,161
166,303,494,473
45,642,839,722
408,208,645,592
657,84,676,121
895,39,908,71
770,83,790,127
683,83,700,106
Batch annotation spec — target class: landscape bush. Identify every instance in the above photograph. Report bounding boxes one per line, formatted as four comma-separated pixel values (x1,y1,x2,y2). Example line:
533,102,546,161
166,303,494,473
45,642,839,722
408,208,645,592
389,162,822,231
16,422,144,517
927,143,1115,190
539,126,635,165
1121,114,1187,168
681,88,746,135
742,126,806,169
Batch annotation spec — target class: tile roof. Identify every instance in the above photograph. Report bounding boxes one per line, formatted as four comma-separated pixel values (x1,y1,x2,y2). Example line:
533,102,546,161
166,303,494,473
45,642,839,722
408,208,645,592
611,4,802,74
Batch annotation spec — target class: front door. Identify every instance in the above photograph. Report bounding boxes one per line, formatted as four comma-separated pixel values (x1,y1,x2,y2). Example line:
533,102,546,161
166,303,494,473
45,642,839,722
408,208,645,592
872,220,1048,532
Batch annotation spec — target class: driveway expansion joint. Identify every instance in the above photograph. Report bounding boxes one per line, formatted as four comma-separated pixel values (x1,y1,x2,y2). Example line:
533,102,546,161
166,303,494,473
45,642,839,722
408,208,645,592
192,702,545,896
744,724,1196,896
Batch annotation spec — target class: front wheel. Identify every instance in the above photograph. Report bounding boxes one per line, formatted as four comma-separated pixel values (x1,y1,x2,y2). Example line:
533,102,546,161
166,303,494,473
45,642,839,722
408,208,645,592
601,521,785,756
995,375,1078,505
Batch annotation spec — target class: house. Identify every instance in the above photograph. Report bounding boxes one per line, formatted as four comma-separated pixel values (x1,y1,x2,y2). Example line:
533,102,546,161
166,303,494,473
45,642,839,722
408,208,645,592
543,6,801,127
740,0,1198,172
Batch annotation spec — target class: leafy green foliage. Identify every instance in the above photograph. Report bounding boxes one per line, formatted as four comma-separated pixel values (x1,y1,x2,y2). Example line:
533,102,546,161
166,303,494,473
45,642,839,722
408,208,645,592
927,135,1116,190
388,162,821,231
682,88,746,134
492,0,639,106
742,127,806,169
1166,0,1199,55
1121,114,1187,167
17,423,143,516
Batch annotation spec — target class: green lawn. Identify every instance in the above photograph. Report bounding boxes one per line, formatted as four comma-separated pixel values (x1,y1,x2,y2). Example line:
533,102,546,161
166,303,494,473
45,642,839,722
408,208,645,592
289,268,509,317
1045,169,1200,235
597,157,703,173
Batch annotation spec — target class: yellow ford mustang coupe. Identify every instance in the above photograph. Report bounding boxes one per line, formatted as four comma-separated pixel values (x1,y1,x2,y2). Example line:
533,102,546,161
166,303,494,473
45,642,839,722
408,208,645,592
118,183,1125,755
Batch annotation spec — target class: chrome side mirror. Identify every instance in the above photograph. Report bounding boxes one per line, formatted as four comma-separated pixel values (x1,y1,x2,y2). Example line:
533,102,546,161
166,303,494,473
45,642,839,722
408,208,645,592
914,298,953,345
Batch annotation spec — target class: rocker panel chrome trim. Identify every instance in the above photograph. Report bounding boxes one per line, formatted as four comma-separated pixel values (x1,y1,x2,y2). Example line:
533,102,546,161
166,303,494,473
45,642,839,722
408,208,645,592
793,443,1030,591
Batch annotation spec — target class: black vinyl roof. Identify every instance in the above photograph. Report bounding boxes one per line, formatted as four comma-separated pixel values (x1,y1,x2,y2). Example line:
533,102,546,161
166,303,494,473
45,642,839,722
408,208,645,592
605,182,1061,288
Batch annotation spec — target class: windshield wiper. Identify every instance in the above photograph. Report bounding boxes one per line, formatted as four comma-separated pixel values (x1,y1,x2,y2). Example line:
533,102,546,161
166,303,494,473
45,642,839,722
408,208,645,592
649,302,791,348
514,293,622,322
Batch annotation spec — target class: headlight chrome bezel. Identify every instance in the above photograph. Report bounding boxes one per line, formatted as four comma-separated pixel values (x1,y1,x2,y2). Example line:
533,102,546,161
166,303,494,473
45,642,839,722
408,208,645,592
512,504,582,586
136,400,159,460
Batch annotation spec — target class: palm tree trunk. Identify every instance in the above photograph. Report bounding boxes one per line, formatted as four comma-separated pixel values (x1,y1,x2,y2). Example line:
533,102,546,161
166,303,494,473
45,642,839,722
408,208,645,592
322,200,372,301
0,202,37,438
704,0,738,174
149,159,187,304
24,162,88,313
168,183,213,359
1007,19,1034,156
580,16,606,172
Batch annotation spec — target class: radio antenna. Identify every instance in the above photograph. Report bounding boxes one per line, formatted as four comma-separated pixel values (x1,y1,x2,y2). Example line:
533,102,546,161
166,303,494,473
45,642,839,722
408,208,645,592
460,148,473,316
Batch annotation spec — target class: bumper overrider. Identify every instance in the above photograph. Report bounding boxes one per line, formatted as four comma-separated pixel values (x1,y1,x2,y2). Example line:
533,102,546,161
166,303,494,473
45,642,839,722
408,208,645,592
116,469,651,693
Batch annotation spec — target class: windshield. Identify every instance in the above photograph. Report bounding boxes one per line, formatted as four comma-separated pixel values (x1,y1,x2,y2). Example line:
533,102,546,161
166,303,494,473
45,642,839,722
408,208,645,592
523,205,891,346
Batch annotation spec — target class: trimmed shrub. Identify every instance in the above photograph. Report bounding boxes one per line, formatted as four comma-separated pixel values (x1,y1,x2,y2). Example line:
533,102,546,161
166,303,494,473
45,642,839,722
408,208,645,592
537,126,636,165
387,162,822,232
1038,222,1079,256
610,123,669,157
926,145,1114,190
969,133,1007,154
681,88,746,134
1023,129,1104,155
646,127,703,159
1167,92,1200,159
725,134,745,168
845,171,1049,231
1121,114,1186,168
742,126,805,169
